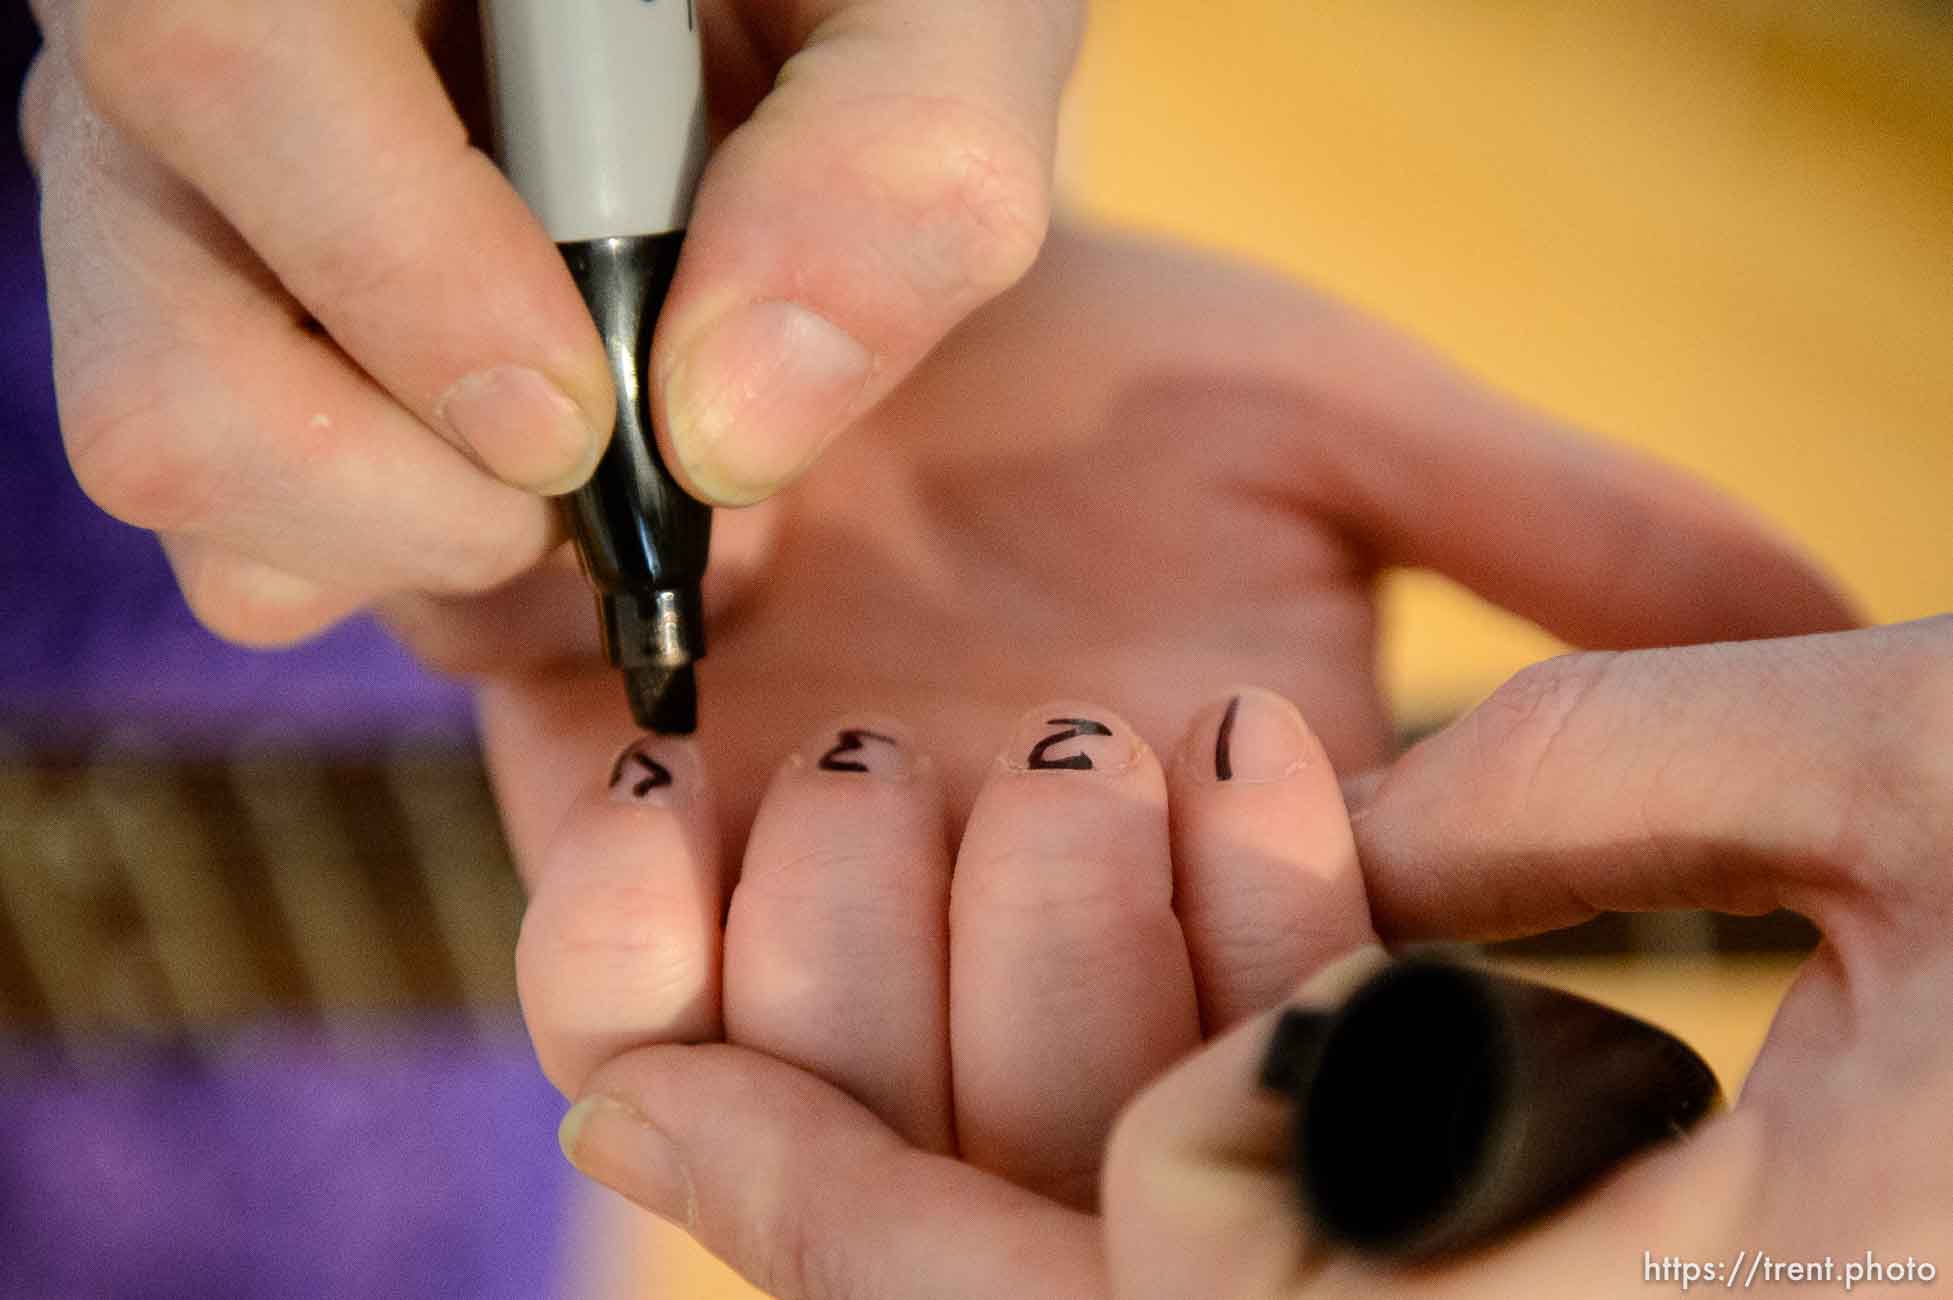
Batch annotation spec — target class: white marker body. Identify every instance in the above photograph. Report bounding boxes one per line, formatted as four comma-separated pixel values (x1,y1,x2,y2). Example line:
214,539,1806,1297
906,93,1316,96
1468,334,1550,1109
483,0,707,242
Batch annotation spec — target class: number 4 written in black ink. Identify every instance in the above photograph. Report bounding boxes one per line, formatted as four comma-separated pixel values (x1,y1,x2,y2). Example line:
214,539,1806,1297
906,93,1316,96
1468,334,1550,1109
610,749,674,798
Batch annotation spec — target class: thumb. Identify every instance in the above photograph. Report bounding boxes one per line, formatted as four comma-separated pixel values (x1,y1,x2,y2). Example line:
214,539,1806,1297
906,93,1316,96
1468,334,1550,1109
1347,619,1953,970
652,0,1082,505
562,1043,1105,1300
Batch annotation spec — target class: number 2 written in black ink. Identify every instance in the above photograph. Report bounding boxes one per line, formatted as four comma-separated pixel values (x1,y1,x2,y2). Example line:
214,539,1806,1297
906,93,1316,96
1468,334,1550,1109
818,729,899,773
1027,718,1114,771
610,749,674,798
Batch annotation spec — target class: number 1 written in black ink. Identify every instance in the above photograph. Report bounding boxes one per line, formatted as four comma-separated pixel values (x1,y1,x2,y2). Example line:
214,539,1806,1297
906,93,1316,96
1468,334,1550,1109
1027,718,1114,771
1214,695,1242,781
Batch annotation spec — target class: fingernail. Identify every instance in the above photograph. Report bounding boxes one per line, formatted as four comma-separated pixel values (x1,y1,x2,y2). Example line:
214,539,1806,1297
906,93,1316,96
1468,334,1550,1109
1192,688,1312,785
662,301,872,505
559,1096,695,1228
797,716,918,782
437,366,602,494
608,738,691,808
1003,703,1141,775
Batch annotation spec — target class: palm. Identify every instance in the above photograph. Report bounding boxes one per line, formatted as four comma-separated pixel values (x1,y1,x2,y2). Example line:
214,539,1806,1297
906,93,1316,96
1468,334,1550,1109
454,222,1846,872
474,229,1395,863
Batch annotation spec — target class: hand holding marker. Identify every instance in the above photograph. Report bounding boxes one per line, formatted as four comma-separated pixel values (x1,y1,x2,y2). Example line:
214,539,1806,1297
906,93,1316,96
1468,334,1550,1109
484,0,710,733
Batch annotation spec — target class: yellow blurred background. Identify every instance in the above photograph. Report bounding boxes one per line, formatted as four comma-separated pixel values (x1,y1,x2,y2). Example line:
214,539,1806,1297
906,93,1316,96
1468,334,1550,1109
623,2,1953,1292
1071,0,1953,718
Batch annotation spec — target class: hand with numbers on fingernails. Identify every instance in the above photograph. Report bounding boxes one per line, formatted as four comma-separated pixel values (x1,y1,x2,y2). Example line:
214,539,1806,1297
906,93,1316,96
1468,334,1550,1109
561,622,1953,1300
402,220,1854,1293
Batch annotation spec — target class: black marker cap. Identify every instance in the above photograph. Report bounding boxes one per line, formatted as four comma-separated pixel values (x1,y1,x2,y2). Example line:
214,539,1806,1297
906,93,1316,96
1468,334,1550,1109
1261,958,1722,1260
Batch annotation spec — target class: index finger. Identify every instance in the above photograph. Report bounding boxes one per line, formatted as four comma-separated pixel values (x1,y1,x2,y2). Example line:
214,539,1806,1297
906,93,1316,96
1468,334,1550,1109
650,0,1083,504
75,0,614,492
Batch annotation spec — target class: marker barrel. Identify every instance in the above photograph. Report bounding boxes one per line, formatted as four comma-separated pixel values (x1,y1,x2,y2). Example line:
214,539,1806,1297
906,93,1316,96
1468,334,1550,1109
483,0,713,731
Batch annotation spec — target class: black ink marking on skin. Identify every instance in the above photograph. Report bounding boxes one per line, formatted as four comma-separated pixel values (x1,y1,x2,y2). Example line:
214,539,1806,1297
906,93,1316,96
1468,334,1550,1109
1215,695,1242,782
818,729,899,774
1028,718,1114,771
610,748,674,799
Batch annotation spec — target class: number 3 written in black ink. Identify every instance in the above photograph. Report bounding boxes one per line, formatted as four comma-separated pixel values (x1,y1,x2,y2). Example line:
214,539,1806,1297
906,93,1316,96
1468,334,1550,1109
610,749,673,798
818,729,898,773
1027,718,1113,771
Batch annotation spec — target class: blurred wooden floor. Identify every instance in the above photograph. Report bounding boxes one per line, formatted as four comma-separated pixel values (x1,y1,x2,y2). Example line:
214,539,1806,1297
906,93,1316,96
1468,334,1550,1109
615,2,1953,1294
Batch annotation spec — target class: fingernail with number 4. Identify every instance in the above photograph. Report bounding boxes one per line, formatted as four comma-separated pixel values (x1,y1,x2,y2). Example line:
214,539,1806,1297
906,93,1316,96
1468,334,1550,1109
608,738,693,808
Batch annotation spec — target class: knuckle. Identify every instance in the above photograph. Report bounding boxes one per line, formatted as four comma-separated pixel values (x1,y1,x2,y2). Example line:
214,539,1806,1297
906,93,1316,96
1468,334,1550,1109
847,95,1050,309
63,382,219,532
1472,651,1620,778
1193,914,1312,995
374,594,483,678
175,589,278,649
1896,617,1953,741
419,507,543,596
283,143,478,326
76,0,253,128
1757,623,1953,907
739,841,896,904
955,847,1168,919
1868,624,1953,834
520,879,715,1009
167,549,334,649
282,238,391,329
747,1177,865,1300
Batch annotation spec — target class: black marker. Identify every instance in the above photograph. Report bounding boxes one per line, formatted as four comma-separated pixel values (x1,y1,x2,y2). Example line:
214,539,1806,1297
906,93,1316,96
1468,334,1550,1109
1260,955,1723,1260
483,0,710,734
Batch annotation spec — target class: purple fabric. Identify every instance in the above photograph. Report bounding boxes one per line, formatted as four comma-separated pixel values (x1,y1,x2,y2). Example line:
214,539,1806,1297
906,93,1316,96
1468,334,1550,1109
0,1024,578,1300
2,14,578,1298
